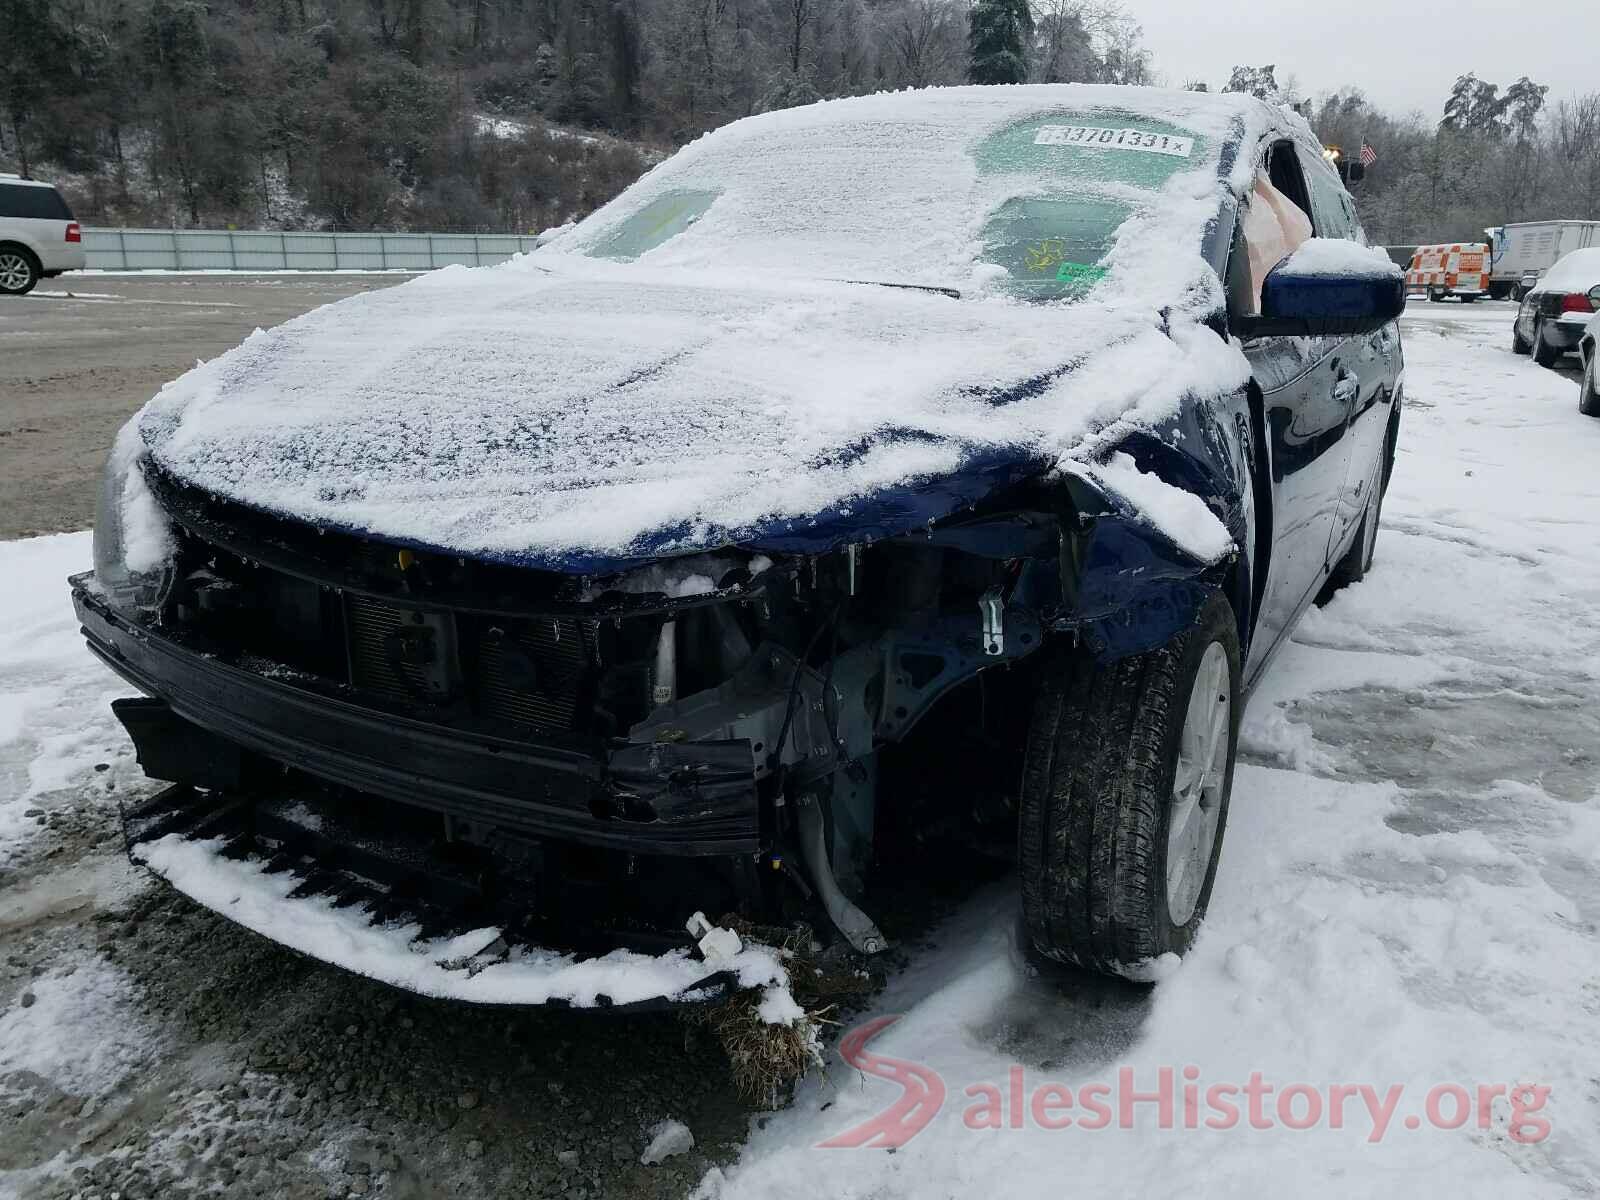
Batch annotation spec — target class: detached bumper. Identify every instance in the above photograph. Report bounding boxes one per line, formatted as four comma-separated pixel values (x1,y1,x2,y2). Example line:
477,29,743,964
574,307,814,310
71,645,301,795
72,575,760,856
121,784,787,1010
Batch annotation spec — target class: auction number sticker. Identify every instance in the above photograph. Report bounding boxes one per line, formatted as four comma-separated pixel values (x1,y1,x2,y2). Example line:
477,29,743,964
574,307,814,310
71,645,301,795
1055,261,1109,283
1034,125,1194,158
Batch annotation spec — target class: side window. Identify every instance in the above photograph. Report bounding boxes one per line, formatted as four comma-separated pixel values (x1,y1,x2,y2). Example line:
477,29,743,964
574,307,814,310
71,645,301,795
0,184,71,220
581,190,718,262
1229,142,1316,320
1229,142,1324,389
1266,141,1314,219
1341,193,1369,245
1300,151,1357,242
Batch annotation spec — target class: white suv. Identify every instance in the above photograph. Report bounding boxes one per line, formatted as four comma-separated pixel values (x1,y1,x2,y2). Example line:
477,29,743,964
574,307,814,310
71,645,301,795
0,175,85,295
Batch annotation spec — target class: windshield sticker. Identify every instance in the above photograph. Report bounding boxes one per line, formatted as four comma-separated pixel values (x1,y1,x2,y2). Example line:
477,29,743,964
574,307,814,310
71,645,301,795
1024,239,1070,274
1034,125,1194,158
1055,261,1109,284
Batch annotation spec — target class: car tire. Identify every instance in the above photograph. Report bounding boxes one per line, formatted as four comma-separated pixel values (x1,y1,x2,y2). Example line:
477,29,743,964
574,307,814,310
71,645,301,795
1426,287,1439,303
1580,353,1600,418
1319,480,1382,601
1461,294,1477,304
0,245,40,296
1512,321,1531,355
1018,592,1240,977
1532,318,1562,367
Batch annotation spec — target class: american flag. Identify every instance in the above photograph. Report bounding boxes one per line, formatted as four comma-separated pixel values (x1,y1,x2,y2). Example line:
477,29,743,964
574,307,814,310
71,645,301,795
1360,142,1378,167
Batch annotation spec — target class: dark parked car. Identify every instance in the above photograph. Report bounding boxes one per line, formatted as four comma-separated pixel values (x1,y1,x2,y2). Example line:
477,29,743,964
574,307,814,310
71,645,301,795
74,86,1404,1006
1513,247,1600,366
1579,314,1600,417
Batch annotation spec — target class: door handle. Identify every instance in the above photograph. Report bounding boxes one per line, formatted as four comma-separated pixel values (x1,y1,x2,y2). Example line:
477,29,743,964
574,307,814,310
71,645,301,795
1333,370,1360,403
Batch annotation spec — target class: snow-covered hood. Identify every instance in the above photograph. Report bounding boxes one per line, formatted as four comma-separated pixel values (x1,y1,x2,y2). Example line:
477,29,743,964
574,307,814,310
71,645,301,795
136,256,1246,571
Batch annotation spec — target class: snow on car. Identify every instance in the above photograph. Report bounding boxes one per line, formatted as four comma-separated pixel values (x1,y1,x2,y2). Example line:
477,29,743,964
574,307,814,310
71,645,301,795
70,85,1403,1026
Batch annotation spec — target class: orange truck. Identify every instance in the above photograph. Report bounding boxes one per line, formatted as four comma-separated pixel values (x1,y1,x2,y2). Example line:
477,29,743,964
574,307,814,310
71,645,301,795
1405,243,1490,302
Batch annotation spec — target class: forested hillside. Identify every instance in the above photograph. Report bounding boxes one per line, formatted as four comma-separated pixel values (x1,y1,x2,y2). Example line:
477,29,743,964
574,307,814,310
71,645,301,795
0,0,1148,231
3,1,1598,245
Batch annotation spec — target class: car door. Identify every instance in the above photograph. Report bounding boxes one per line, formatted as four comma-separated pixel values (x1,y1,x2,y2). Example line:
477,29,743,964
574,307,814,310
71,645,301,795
1300,149,1398,557
1230,141,1356,679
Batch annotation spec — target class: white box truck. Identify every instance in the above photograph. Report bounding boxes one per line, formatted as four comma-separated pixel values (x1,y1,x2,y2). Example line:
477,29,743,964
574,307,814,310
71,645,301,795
1488,221,1600,299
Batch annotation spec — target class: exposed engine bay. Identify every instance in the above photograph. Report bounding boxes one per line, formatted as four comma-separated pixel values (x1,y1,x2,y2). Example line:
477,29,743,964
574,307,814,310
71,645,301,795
74,451,1237,999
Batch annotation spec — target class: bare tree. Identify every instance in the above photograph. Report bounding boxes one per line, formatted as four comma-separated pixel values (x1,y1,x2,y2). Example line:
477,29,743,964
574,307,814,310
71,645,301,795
1084,2,1149,85
1552,95,1600,219
1031,0,1096,84
883,0,962,88
782,0,814,75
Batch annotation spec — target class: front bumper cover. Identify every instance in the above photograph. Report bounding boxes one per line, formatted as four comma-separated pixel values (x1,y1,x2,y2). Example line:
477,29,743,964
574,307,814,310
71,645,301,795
72,574,761,856
120,783,788,1011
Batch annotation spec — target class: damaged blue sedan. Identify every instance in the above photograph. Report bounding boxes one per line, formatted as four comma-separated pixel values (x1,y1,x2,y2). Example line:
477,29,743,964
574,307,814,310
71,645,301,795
72,84,1404,1003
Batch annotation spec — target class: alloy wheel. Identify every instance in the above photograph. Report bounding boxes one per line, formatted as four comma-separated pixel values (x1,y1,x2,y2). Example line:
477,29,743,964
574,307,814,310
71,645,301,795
0,253,32,292
1166,641,1231,925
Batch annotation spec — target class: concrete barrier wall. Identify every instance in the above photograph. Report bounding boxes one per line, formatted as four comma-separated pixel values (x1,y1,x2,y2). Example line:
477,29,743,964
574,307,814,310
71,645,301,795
82,228,542,271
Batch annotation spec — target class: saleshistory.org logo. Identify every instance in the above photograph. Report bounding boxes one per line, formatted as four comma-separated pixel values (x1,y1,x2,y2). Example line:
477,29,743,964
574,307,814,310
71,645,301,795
818,1016,1553,1149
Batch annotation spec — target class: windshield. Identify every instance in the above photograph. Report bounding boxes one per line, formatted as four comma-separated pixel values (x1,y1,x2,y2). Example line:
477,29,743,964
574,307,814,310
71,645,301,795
974,111,1206,301
555,90,1223,303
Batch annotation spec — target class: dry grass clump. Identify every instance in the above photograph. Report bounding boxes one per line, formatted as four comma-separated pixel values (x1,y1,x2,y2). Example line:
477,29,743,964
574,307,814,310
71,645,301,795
686,989,826,1109
683,918,879,1108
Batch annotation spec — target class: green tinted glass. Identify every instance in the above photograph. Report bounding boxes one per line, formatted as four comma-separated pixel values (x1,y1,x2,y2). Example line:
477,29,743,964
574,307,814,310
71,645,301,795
586,190,718,261
976,111,1207,302
983,196,1132,302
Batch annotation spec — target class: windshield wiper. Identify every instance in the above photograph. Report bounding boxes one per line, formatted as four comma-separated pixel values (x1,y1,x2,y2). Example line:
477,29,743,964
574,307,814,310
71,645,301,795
840,279,962,300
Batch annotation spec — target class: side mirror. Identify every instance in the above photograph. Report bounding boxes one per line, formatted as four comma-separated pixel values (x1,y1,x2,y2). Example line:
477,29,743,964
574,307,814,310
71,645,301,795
1235,239,1406,339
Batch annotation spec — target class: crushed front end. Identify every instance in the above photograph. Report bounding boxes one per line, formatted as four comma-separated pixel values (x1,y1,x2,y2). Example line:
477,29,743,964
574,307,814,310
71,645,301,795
74,374,1254,1007
72,458,1098,1006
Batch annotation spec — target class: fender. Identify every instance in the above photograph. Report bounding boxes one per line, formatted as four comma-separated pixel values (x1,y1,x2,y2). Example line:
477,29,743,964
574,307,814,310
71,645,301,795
1055,387,1259,664
872,385,1261,668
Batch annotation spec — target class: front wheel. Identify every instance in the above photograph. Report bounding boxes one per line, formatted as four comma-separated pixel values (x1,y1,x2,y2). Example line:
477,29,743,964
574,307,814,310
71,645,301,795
1019,593,1240,977
1512,321,1531,355
0,246,39,296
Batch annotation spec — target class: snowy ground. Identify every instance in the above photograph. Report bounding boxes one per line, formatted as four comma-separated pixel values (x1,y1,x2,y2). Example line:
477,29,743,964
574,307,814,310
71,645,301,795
707,302,1600,1197
3,302,1599,1197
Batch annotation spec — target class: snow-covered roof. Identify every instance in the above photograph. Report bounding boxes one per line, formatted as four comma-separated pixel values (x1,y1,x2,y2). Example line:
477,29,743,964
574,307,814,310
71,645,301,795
134,85,1293,568
1539,247,1600,293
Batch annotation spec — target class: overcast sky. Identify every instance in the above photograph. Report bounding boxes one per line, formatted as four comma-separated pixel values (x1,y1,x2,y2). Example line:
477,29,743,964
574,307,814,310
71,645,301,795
1132,0,1599,119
